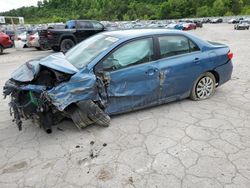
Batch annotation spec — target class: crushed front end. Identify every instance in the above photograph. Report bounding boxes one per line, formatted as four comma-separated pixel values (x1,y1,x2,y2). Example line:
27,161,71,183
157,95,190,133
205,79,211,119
3,53,110,133
3,64,71,133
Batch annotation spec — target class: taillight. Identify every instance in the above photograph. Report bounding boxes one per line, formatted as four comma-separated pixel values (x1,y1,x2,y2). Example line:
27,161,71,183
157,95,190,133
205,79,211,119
29,36,35,41
228,52,233,60
47,31,53,38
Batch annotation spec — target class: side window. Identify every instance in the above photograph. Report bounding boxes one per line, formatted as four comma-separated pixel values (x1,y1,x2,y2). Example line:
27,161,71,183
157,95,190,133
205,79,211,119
159,36,190,58
102,38,154,71
77,21,93,29
189,40,200,52
92,22,104,30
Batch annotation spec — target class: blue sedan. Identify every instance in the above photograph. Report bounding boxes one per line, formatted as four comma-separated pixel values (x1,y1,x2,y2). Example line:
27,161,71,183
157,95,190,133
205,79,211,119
4,29,233,133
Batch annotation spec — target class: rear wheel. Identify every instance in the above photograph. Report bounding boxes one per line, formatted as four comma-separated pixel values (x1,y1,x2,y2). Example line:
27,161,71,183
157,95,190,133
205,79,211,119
190,72,216,101
0,45,3,55
60,39,75,53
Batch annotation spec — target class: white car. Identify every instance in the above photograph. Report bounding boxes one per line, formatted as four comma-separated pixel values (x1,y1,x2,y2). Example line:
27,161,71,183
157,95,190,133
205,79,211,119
234,20,250,30
228,19,236,24
27,32,40,49
14,32,28,48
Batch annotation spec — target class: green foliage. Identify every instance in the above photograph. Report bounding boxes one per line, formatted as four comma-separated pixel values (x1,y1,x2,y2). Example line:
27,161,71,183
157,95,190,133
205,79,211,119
196,6,211,17
241,5,250,14
0,0,250,23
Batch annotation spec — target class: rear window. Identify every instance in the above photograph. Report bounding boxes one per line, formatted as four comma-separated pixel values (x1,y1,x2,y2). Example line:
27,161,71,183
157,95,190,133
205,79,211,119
189,40,200,52
77,21,93,29
159,35,200,58
92,22,104,30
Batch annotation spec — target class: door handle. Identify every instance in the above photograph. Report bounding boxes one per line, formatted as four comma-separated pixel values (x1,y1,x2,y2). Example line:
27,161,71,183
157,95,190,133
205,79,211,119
194,58,200,64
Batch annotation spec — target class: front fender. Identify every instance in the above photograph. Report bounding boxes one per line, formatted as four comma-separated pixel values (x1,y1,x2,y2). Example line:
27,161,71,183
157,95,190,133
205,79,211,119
47,69,99,111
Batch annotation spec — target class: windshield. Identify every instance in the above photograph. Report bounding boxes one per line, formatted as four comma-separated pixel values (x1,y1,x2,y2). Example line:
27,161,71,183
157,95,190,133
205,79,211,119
65,34,119,69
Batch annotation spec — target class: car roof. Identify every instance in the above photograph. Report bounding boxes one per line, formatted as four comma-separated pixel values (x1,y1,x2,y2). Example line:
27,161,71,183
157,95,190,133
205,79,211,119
102,29,186,39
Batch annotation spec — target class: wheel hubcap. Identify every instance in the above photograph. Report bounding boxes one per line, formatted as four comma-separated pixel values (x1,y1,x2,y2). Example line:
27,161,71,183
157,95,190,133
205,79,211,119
66,43,72,50
196,76,214,99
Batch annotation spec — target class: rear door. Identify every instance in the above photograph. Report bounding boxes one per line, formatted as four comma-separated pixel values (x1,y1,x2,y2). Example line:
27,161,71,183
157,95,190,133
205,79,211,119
156,35,204,100
99,37,160,114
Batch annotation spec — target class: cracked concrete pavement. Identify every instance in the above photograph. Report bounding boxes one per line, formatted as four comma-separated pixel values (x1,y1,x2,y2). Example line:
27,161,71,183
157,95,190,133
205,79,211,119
0,24,250,188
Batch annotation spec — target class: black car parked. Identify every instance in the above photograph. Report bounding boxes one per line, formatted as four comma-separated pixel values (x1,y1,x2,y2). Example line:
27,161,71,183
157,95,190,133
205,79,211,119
40,20,106,52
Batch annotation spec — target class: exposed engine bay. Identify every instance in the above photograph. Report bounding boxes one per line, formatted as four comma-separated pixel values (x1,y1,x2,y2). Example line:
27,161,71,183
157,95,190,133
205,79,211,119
3,54,110,133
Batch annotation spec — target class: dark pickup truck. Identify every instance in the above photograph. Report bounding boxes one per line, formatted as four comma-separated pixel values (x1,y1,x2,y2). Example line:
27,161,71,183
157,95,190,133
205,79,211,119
39,20,106,52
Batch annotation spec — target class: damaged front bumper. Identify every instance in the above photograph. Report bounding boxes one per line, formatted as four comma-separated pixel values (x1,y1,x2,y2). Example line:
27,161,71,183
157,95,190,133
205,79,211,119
3,78,110,133
3,79,63,133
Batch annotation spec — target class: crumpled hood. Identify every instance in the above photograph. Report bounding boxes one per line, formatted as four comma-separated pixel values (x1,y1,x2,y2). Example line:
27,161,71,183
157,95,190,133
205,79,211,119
11,52,78,82
39,52,78,74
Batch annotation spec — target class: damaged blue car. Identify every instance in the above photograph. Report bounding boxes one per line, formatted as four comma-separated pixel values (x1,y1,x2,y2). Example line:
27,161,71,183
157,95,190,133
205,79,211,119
3,29,233,133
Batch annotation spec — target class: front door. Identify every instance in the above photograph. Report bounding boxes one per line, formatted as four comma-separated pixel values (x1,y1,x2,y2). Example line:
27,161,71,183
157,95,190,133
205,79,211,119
100,37,160,114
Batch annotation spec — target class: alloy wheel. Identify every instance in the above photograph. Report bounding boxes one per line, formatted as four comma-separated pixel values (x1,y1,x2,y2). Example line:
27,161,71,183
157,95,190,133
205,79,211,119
196,76,214,99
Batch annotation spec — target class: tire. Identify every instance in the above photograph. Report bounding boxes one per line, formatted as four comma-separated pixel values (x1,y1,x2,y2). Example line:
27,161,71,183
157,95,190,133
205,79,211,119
78,100,110,127
60,39,75,53
70,107,89,129
190,72,216,101
35,47,41,50
51,46,60,52
69,100,110,129
0,45,3,55
88,102,110,127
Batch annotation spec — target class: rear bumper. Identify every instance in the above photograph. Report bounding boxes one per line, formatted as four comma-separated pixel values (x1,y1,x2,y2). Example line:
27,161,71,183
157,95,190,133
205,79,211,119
27,40,40,48
215,60,233,86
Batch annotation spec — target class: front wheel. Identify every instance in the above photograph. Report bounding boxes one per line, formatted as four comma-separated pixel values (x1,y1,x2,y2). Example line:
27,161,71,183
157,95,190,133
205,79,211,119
190,72,216,101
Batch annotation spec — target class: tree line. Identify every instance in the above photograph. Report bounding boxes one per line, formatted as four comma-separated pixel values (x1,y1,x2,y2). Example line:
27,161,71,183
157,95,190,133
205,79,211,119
1,0,250,23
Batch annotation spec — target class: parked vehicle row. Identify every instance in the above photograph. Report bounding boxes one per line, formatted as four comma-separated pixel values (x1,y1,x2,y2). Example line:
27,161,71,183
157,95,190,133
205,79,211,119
39,20,203,53
5,16,248,55
228,17,244,24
